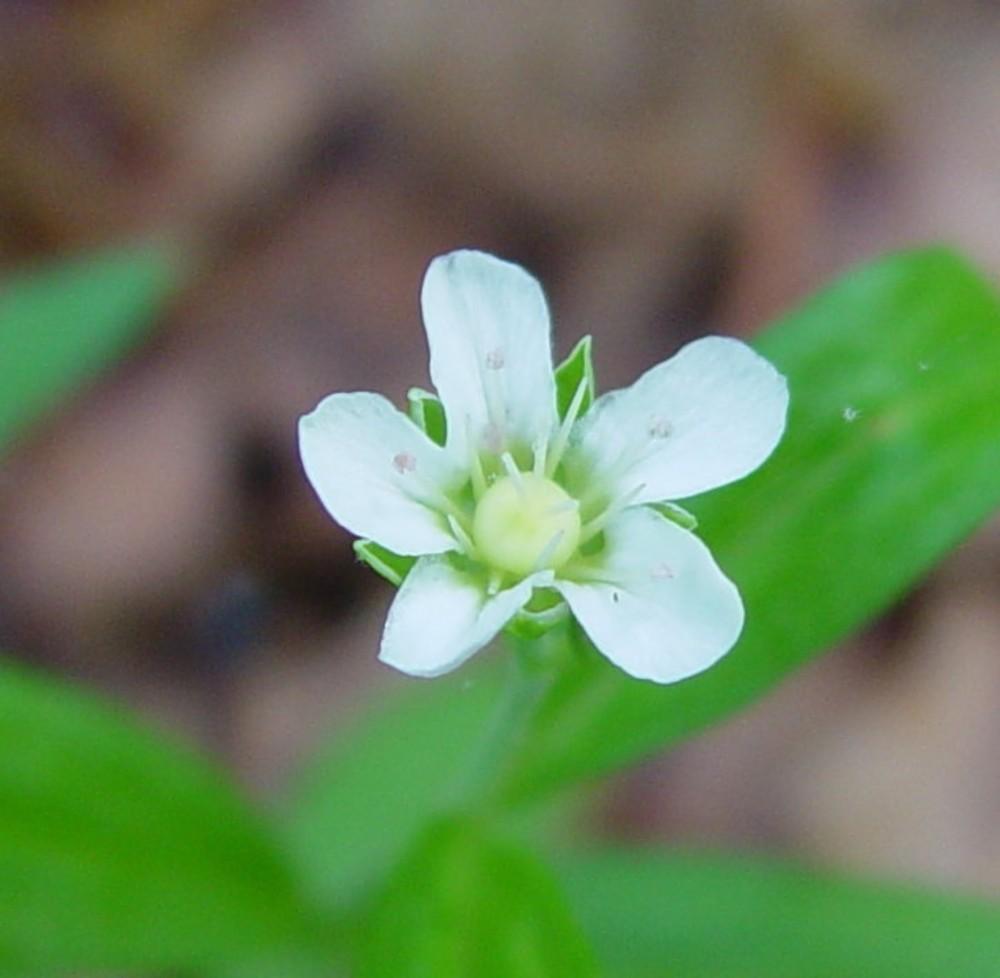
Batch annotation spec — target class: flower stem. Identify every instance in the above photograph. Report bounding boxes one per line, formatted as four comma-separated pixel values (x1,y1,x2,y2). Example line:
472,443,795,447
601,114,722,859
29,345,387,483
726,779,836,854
448,636,555,811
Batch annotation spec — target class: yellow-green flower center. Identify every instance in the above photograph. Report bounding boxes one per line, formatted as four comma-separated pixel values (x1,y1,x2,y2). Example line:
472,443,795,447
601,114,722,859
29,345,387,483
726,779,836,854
472,473,581,577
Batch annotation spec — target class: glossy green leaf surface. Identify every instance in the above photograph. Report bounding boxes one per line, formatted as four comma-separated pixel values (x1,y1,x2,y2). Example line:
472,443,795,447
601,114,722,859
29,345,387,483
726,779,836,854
359,818,597,978
499,247,1000,801
560,849,1000,978
0,659,322,975
0,245,178,455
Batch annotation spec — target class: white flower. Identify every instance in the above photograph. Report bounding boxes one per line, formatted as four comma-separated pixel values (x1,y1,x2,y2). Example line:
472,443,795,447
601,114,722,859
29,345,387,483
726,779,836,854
299,250,788,683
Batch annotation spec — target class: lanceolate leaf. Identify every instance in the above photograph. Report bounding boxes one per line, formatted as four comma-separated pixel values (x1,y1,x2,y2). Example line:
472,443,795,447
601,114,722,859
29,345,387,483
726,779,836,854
0,245,178,455
498,247,1000,802
285,669,502,908
359,818,597,978
0,659,324,975
559,849,1000,978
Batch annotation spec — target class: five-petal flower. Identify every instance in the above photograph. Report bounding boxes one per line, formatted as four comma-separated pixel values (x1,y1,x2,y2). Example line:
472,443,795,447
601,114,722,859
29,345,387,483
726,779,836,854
299,250,788,683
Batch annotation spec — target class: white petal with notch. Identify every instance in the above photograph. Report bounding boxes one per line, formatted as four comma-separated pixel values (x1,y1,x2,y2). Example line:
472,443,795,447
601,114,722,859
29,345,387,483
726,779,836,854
422,250,558,461
567,335,788,504
299,392,464,555
556,507,744,683
380,557,551,677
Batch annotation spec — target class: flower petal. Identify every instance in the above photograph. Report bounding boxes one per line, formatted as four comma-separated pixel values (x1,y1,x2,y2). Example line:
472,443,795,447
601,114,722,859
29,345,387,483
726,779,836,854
299,392,465,555
556,507,744,683
380,556,550,677
422,250,558,461
566,336,788,504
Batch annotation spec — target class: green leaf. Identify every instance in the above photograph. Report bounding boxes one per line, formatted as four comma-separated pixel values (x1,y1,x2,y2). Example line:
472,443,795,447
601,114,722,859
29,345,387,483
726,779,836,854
554,335,595,420
358,817,597,978
354,539,416,587
408,387,447,446
498,247,1000,802
285,667,503,910
0,658,326,975
0,245,178,456
559,849,1000,978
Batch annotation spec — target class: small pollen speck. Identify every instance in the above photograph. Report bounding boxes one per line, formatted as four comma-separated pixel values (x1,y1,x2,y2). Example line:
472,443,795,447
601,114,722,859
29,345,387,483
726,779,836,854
611,591,620,604
392,451,417,474
842,406,860,423
485,348,505,370
652,563,675,580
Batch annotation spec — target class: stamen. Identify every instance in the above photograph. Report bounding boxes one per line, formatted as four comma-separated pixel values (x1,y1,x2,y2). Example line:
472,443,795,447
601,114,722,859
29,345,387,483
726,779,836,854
546,499,579,516
580,481,646,542
545,375,588,478
501,452,525,494
580,417,680,510
533,530,565,572
564,564,617,586
447,513,478,557
470,456,488,503
460,413,489,500
408,480,474,541
482,360,507,451
532,436,547,478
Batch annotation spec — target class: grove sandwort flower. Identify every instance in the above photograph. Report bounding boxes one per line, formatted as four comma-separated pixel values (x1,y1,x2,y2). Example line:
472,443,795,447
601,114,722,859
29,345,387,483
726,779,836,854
299,250,788,683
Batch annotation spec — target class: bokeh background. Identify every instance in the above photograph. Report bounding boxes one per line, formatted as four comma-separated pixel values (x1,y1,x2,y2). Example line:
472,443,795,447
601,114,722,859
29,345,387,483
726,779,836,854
3,0,1000,894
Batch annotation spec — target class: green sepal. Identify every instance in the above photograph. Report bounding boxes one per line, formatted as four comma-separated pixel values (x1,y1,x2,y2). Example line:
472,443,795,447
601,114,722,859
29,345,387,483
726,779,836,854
649,501,699,531
554,336,595,420
507,605,569,641
407,387,447,446
353,540,415,587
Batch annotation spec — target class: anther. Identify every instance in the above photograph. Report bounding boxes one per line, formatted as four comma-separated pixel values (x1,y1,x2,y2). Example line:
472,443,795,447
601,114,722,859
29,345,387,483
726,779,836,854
392,451,417,474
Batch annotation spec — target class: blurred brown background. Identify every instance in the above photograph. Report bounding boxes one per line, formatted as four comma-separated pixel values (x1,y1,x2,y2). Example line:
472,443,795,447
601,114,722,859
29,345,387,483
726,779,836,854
2,0,1000,893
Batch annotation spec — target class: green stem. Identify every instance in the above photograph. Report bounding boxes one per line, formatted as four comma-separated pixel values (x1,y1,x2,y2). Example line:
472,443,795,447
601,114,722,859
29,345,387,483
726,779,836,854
449,637,555,812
